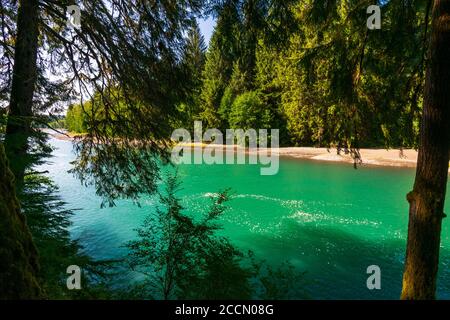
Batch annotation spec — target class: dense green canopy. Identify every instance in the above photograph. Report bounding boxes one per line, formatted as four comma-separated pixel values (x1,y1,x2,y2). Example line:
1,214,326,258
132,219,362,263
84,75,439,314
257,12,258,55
199,0,428,154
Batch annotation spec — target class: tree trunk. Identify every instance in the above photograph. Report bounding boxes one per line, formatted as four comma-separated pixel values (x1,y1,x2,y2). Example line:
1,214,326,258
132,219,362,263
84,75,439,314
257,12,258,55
4,0,40,190
0,0,43,299
401,0,450,300
0,144,43,299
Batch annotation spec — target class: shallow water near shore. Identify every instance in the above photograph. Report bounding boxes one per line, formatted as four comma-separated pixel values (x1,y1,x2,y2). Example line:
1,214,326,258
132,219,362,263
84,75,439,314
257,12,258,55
40,136,450,299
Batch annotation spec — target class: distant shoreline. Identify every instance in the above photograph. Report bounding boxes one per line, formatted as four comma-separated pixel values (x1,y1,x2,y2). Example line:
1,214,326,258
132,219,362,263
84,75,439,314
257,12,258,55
46,129,82,141
183,143,421,169
47,130,449,171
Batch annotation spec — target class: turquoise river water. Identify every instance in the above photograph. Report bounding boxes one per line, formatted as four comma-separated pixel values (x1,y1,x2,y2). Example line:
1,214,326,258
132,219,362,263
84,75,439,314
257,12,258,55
40,137,450,299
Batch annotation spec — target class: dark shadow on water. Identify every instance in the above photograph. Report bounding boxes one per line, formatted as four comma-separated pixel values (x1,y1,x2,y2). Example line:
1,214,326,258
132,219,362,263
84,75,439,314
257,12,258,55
247,223,450,300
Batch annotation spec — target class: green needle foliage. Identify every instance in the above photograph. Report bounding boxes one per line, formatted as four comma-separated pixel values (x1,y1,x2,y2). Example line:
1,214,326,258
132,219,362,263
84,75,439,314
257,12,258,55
197,0,428,156
2,0,446,300
125,174,252,299
22,173,114,299
125,173,307,299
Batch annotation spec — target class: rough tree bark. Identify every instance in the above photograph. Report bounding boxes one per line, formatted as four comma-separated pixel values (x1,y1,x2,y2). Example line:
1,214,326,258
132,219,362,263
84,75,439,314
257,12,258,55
401,0,450,300
0,0,43,299
4,0,40,190
0,145,42,299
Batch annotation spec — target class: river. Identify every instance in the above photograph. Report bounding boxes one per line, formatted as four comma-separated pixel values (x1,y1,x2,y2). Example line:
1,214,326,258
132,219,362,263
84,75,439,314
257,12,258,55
39,136,450,299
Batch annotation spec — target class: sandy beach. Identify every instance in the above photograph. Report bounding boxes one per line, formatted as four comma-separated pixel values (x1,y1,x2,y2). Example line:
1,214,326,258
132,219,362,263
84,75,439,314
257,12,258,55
197,144,421,169
276,147,419,168
48,130,450,171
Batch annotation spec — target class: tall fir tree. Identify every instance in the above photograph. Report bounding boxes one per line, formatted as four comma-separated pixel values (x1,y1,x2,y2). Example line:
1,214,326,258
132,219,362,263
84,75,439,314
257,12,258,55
178,23,207,129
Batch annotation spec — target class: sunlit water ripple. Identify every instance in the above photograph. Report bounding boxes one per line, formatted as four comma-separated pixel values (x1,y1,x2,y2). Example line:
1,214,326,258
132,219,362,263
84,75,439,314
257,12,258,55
38,137,450,299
